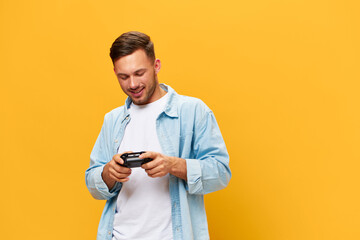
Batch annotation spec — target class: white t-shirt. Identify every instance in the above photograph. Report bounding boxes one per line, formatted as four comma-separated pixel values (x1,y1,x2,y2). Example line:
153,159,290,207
112,94,173,240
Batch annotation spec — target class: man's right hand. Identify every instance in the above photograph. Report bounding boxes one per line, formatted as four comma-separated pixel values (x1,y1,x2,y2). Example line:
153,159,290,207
102,153,132,190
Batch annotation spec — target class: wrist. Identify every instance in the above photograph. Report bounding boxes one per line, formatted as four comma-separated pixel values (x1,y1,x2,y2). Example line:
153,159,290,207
170,157,187,181
102,164,116,190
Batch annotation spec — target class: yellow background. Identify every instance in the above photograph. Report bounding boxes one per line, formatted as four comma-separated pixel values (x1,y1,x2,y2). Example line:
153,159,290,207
1,0,359,239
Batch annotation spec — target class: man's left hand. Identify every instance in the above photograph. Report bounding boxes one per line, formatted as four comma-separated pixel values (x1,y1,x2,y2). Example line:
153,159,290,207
140,151,187,181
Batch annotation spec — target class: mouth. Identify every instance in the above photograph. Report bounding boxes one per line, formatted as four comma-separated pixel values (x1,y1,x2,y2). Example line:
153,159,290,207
129,88,144,98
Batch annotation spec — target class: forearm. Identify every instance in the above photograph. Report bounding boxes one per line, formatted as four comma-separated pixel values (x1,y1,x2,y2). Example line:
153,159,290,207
101,165,117,190
85,165,121,200
169,156,187,181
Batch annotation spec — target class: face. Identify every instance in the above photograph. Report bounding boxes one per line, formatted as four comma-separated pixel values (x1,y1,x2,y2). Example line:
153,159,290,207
113,49,163,105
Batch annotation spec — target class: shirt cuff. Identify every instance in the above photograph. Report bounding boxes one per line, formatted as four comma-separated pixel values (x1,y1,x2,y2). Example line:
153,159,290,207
94,165,111,192
94,165,121,198
186,159,203,194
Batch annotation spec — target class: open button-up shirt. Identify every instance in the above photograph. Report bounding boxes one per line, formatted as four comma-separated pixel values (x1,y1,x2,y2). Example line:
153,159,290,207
85,84,231,240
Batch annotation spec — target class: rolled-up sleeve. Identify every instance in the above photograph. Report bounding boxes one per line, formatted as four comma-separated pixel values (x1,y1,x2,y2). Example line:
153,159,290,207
85,115,122,200
185,108,231,195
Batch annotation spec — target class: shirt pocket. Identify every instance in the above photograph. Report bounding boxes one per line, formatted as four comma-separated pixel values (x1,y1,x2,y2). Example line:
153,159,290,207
179,130,194,158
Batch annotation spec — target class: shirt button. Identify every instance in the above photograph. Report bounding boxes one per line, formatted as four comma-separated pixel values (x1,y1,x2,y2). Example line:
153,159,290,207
108,231,111,235
115,139,118,143
176,227,180,232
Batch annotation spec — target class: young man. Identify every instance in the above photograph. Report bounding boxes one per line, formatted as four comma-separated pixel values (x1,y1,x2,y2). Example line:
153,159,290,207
86,31,231,240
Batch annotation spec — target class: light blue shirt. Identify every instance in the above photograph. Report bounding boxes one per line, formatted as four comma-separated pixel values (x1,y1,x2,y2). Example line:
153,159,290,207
85,84,231,240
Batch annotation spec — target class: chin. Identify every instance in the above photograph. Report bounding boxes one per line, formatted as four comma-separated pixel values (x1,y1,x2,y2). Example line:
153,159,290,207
132,98,147,105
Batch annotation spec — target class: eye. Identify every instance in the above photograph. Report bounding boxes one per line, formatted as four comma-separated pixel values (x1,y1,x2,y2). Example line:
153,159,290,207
135,71,145,77
118,75,128,80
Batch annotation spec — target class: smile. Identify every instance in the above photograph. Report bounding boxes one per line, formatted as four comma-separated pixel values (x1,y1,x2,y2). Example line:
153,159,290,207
130,88,144,97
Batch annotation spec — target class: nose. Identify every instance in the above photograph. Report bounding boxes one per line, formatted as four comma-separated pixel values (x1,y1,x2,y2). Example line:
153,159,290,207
129,76,139,89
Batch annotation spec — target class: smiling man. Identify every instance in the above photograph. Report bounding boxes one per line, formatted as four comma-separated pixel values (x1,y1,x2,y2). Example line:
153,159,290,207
114,49,164,105
85,31,231,240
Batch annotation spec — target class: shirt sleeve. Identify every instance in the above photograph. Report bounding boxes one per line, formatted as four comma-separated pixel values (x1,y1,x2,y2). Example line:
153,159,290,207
85,115,122,200
185,108,231,195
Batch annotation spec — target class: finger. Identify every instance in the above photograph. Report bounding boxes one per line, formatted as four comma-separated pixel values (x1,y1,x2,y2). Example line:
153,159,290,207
141,159,157,170
139,151,156,160
110,168,131,180
141,153,160,169
146,171,166,178
142,154,165,170
111,162,132,174
112,154,124,165
145,164,165,176
110,173,130,182
113,151,133,165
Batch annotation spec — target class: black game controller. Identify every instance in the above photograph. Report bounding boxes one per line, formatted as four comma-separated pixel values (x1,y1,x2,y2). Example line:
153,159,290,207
120,151,153,168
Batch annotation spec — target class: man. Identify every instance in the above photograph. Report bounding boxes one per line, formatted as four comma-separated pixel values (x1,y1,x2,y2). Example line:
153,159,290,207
85,31,231,240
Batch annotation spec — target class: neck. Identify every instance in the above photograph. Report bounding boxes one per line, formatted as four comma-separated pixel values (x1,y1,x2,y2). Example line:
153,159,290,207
151,83,166,101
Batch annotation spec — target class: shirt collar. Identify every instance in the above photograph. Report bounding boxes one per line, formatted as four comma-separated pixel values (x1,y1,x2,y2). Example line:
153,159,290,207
121,83,179,121
160,84,178,118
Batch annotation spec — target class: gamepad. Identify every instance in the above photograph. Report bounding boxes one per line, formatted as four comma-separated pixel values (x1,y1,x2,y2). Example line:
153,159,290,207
120,151,153,168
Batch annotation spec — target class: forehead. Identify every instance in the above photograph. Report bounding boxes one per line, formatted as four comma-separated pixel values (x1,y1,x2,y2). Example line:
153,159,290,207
113,49,153,74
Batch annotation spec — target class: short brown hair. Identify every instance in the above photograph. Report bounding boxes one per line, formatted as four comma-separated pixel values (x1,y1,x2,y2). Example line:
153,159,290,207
109,31,155,63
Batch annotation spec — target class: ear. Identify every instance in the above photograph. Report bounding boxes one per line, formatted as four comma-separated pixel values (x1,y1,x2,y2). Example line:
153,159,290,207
154,59,161,74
